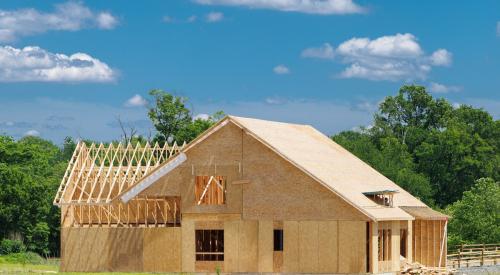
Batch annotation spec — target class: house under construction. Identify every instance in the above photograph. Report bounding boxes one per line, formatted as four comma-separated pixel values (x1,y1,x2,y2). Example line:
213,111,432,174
54,115,448,273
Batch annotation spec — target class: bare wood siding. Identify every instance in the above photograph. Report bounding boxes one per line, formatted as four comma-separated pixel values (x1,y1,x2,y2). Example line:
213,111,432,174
241,132,369,221
143,227,181,272
258,220,274,272
339,221,366,273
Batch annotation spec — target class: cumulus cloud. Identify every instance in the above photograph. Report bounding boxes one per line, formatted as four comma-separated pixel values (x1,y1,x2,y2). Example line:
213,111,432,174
194,113,210,120
194,0,365,15
273,64,290,74
125,94,148,107
24,129,40,136
0,46,115,82
430,49,452,66
301,43,335,60
303,33,453,81
429,82,462,93
0,1,118,42
206,12,224,22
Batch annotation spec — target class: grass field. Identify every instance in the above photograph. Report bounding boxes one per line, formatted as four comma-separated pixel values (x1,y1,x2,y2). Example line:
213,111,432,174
0,262,181,274
0,255,179,274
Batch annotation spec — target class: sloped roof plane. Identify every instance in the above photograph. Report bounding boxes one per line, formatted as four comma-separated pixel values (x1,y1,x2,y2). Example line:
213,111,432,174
118,115,438,221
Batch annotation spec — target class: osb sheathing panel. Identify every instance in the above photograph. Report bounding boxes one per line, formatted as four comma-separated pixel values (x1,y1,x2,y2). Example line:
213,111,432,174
241,132,368,221
258,220,274,272
60,228,79,272
224,220,239,272
60,228,110,272
143,123,244,215
285,221,354,273
338,221,366,273
283,221,299,272
412,220,445,267
299,221,319,272
108,228,143,272
239,220,259,272
222,220,258,272
143,227,181,272
391,221,401,271
318,221,338,273
181,219,195,272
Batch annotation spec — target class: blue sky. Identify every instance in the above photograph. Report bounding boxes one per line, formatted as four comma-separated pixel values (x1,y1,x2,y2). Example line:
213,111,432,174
0,0,499,143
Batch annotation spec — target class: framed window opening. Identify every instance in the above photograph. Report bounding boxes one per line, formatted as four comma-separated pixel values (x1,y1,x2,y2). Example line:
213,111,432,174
195,229,224,261
195,176,226,205
274,229,283,251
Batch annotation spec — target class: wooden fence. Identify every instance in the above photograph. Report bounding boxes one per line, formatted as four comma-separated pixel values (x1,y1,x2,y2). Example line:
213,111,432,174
447,244,500,268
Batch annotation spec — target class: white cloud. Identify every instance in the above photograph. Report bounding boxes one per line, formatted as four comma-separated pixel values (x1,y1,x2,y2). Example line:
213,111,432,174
188,15,198,22
429,82,462,93
0,1,119,42
24,129,40,137
273,64,290,74
194,113,210,120
96,12,118,29
206,12,224,22
125,94,148,107
301,43,334,60
430,49,452,66
303,33,453,81
264,96,288,105
0,46,116,82
194,0,365,15
497,21,500,37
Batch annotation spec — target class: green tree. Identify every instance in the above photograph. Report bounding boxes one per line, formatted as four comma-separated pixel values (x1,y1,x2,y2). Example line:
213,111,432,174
175,111,225,143
333,131,433,204
147,89,224,144
446,178,500,247
148,89,192,144
416,118,497,206
372,85,452,153
0,135,66,255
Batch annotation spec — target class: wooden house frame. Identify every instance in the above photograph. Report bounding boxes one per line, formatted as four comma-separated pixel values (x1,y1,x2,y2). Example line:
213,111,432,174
55,116,448,273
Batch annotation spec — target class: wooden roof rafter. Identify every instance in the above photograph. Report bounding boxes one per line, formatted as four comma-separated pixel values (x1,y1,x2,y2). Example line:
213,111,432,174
53,141,185,206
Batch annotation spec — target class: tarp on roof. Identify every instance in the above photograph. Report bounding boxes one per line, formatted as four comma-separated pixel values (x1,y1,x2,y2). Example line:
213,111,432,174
400,206,449,220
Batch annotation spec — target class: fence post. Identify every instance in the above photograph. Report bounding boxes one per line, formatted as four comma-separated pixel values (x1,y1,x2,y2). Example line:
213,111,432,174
457,248,461,268
481,244,484,266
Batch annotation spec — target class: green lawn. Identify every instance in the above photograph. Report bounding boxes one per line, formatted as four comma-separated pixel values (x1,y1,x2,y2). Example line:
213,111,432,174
0,262,182,274
0,255,181,275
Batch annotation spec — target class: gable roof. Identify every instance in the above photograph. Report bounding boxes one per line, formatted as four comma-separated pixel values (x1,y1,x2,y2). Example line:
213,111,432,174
228,116,424,221
120,115,439,221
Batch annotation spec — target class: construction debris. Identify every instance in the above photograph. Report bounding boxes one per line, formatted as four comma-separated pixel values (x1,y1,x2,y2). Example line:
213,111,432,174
401,261,455,274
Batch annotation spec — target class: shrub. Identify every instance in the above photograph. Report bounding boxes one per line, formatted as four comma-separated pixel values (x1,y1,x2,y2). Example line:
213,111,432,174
0,239,26,255
2,252,44,265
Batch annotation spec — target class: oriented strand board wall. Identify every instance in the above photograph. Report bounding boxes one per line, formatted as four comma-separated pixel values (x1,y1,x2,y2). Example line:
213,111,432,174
318,221,338,273
338,221,366,273
108,228,143,272
60,228,110,272
61,227,181,273
283,220,363,274
181,219,195,272
223,220,259,272
258,220,273,272
413,220,446,267
241,132,369,221
143,227,181,272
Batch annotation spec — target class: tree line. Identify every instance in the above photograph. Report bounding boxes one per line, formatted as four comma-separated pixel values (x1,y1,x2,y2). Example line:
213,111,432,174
0,86,498,255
